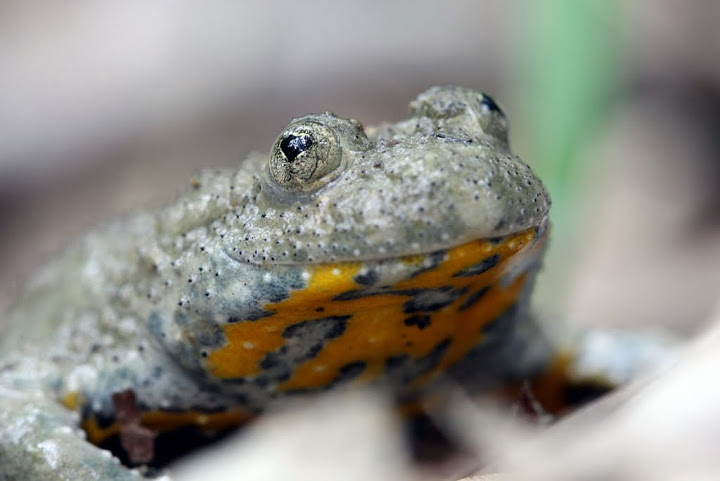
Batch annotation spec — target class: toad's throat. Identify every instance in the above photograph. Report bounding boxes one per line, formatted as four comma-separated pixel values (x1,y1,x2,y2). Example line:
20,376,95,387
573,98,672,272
207,227,547,391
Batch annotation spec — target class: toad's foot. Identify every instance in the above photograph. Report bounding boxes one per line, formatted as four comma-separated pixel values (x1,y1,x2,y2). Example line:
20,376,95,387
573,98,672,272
0,386,160,481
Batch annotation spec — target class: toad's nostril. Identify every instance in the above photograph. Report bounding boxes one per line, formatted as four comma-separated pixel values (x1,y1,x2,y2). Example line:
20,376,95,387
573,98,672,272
280,135,313,162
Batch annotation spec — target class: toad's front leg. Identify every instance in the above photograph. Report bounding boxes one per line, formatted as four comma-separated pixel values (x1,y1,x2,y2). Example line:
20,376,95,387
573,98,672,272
0,385,158,481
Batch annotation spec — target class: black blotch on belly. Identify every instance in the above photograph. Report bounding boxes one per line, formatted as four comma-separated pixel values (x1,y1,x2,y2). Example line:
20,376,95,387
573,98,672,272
251,316,353,384
457,286,490,311
385,354,410,371
404,314,431,330
452,254,499,277
240,309,276,321
403,287,466,313
86,411,116,430
282,315,350,340
259,356,279,369
384,338,451,385
335,361,367,383
283,360,367,395
421,338,451,373
354,270,379,286
444,303,552,393
333,287,422,301
562,382,613,407
405,250,447,278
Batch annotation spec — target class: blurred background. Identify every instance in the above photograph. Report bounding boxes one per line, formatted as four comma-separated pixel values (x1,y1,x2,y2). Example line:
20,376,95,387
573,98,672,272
2,0,720,338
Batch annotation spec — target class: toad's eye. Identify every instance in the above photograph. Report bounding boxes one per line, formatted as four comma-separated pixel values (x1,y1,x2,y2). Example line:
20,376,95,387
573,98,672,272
480,93,504,116
280,134,313,162
477,92,508,144
268,121,342,193
266,113,371,196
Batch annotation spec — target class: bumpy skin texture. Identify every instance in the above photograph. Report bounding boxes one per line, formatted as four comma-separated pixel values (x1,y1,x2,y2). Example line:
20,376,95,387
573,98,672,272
0,86,551,480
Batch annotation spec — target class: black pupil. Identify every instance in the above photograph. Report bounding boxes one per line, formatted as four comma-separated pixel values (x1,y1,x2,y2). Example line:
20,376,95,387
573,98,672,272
480,94,504,116
280,134,313,162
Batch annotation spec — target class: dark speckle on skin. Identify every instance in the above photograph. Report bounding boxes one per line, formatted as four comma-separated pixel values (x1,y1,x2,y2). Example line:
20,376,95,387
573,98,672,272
187,319,225,348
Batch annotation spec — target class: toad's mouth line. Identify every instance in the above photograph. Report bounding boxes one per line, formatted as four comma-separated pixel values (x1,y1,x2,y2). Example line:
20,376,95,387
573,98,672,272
224,218,549,267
